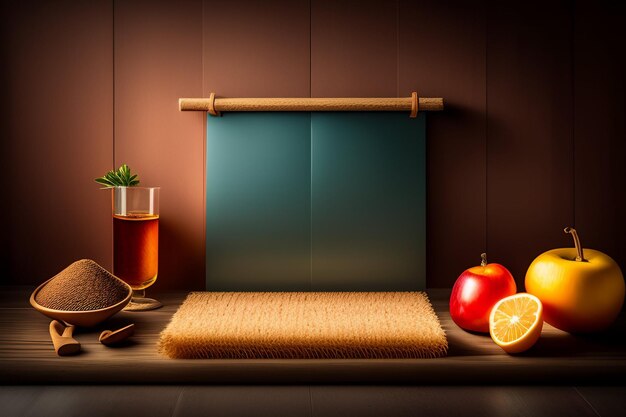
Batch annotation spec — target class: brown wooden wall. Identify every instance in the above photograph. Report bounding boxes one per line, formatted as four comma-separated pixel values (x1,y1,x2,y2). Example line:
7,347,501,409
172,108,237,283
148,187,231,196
1,0,624,290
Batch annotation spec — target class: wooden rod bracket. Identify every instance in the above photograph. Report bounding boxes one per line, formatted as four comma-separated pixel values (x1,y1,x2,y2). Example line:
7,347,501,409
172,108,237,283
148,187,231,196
208,92,220,116
410,92,419,118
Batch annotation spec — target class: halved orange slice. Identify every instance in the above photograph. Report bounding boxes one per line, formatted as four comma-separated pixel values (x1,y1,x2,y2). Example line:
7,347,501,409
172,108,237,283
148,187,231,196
489,293,543,354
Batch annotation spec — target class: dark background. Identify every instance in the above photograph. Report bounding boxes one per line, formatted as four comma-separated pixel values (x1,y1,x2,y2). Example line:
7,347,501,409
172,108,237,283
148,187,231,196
0,0,624,290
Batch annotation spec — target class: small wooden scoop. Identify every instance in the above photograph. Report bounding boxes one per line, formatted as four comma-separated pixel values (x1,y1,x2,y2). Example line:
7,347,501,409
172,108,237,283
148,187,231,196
49,320,81,356
99,323,135,346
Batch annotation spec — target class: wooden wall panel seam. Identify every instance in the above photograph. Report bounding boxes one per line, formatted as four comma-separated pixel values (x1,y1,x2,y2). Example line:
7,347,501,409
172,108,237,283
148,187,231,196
399,0,488,288
486,2,575,286
573,1,626,273
1,0,114,284
115,0,205,290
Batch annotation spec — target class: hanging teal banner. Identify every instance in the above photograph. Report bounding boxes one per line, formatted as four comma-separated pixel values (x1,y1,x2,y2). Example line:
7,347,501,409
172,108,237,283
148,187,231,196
206,112,426,291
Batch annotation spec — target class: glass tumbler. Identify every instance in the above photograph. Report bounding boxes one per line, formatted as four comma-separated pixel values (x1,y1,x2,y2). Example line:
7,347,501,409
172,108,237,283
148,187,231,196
112,186,161,311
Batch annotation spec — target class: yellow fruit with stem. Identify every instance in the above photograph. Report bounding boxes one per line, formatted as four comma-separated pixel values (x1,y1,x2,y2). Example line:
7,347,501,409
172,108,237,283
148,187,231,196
525,227,625,333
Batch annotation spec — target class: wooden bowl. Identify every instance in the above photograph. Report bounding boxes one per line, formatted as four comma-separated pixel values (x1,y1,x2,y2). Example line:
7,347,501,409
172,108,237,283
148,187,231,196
29,277,132,327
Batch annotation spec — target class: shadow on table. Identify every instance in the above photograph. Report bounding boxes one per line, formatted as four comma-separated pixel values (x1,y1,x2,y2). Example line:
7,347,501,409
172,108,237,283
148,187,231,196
445,313,626,358
521,315,626,358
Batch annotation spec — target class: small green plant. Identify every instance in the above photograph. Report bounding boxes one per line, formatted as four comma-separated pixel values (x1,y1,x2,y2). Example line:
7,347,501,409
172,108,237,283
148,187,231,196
95,164,140,187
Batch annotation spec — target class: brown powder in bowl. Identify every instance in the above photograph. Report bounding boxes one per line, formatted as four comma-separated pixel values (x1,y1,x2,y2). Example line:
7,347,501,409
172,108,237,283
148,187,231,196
35,259,130,311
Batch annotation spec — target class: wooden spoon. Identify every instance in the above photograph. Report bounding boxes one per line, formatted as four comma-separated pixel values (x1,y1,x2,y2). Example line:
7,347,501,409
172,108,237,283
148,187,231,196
99,323,135,346
49,320,81,356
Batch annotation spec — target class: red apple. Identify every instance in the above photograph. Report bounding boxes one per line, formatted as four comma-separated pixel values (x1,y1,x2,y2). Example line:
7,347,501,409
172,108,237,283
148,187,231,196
450,253,517,333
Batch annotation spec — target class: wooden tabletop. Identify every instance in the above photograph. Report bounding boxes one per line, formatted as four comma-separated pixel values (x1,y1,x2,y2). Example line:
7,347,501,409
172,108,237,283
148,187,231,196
1,287,625,384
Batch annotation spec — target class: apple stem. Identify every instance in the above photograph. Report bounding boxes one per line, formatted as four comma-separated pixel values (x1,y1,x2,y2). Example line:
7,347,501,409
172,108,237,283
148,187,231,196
564,227,587,262
481,253,487,267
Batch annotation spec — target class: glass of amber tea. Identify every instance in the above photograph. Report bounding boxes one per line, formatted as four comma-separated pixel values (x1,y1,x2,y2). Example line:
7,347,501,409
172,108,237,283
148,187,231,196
112,186,161,311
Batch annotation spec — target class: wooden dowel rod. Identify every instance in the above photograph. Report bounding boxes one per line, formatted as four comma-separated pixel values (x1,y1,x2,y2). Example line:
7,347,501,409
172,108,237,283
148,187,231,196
179,96,444,113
